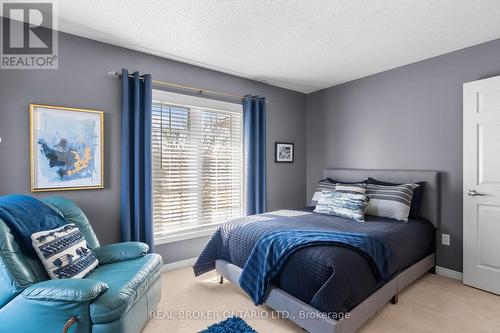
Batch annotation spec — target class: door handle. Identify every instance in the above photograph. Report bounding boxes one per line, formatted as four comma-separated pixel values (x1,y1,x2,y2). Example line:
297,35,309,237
467,189,486,197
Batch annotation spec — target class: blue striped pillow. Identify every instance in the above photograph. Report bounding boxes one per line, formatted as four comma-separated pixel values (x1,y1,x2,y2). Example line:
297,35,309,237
31,223,98,279
314,191,369,222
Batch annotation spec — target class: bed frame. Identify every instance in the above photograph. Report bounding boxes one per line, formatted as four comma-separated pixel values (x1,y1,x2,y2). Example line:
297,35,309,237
216,169,440,333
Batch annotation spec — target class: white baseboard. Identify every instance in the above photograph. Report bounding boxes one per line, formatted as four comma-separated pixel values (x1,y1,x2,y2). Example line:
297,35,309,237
161,257,198,272
436,266,463,281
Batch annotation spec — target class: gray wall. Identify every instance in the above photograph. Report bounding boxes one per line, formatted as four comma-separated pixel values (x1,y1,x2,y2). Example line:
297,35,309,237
0,30,307,263
2,22,499,271
306,38,500,272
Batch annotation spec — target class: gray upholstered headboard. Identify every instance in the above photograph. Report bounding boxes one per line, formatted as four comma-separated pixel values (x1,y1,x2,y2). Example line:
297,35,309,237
322,169,441,227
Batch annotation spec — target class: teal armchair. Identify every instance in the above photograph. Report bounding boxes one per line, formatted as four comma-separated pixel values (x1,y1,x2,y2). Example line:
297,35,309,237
0,197,163,333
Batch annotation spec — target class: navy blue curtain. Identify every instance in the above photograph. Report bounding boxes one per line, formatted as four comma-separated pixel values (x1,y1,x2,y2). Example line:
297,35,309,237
120,69,154,251
243,96,267,215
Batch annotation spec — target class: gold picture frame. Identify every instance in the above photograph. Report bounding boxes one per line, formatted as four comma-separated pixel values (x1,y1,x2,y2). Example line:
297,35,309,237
30,104,104,192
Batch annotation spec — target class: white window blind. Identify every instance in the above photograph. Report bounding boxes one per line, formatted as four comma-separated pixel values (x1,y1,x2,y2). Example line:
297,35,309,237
152,91,243,239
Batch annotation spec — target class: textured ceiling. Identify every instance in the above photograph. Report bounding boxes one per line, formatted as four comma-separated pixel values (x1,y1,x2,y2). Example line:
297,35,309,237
57,0,500,93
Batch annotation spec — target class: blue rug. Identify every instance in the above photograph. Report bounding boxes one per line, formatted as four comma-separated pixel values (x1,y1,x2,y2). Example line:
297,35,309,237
200,316,258,333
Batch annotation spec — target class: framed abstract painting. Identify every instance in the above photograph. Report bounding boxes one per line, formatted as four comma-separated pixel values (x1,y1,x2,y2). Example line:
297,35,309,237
30,104,104,192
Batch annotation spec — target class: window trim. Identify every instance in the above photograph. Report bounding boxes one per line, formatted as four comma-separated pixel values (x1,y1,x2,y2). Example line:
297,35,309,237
152,89,244,241
152,90,243,115
155,222,224,245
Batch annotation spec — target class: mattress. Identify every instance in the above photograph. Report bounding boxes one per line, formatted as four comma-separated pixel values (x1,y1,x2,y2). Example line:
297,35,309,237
194,207,435,315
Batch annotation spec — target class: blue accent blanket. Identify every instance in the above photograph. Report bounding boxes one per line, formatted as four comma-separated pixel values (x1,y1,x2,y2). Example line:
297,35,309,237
193,208,435,314
239,230,393,305
0,194,66,257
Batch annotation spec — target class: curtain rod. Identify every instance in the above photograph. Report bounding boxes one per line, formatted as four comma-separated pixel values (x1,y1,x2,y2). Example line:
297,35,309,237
107,71,246,101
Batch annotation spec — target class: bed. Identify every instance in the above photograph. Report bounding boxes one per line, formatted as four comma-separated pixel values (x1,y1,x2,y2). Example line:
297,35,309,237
194,169,440,333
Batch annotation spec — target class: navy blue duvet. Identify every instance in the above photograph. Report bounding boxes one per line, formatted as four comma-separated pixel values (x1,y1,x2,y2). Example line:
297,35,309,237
194,208,435,315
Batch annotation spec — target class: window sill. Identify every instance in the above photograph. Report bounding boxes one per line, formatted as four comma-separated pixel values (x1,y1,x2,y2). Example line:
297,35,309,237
154,223,223,245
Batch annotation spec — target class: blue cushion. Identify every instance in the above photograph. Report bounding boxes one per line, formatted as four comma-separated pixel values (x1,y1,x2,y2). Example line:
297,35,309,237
42,196,100,249
86,253,163,324
22,278,108,302
94,242,149,265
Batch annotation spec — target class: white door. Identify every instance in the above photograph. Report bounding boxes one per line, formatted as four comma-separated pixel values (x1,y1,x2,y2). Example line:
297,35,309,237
463,75,500,294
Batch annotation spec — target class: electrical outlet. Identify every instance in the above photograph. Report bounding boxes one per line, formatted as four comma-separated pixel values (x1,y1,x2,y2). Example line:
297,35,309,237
442,233,450,246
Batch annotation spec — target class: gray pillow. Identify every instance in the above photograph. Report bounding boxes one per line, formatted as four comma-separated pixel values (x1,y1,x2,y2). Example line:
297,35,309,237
366,183,419,221
367,178,425,218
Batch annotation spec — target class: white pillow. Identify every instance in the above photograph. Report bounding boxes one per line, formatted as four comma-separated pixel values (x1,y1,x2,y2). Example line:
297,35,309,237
31,223,98,279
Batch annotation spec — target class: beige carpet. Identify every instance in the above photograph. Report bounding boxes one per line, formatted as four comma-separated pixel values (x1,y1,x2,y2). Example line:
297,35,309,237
142,267,500,333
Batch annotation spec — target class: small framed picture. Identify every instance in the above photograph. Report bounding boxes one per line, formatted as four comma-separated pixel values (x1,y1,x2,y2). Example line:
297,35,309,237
30,104,104,192
275,142,294,163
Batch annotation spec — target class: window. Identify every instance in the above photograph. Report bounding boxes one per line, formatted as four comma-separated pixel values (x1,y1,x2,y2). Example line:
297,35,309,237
152,90,243,241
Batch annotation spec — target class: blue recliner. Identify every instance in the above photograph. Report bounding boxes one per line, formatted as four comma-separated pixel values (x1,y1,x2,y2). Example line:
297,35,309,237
0,197,163,333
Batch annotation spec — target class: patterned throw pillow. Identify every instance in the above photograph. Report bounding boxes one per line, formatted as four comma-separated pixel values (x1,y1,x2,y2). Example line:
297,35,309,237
314,191,369,222
309,179,366,206
31,223,98,279
366,183,419,221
